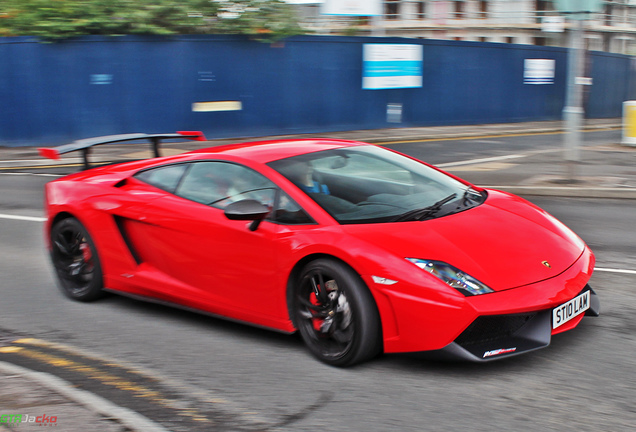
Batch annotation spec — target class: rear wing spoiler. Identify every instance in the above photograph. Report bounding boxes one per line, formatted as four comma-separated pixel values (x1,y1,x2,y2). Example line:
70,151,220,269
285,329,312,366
38,131,207,170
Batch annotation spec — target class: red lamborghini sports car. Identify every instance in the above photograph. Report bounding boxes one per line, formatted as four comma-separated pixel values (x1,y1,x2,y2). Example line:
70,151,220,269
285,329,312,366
40,132,599,366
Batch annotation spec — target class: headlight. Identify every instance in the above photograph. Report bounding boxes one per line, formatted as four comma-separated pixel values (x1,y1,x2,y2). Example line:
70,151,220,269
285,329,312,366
406,258,494,296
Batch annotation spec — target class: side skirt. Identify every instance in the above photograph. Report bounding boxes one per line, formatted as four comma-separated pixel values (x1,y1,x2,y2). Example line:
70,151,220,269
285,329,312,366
102,288,296,335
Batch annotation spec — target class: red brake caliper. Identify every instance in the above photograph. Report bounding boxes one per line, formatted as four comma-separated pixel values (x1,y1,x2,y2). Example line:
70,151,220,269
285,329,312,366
80,242,91,262
310,291,323,331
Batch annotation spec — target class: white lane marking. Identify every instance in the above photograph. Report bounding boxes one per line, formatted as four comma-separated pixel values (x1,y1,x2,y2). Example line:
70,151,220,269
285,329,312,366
0,213,46,222
436,153,527,168
2,213,635,275
595,267,636,275
0,172,63,177
0,158,83,164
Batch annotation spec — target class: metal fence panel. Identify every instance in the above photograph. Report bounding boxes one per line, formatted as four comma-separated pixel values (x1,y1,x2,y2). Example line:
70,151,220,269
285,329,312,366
0,35,631,146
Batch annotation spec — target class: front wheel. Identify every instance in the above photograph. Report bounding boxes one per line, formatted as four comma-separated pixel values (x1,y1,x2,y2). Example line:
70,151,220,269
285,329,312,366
50,217,105,302
293,259,381,367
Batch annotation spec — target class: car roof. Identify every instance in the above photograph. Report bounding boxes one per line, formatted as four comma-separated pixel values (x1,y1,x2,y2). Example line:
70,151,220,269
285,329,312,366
186,138,367,164
57,139,370,183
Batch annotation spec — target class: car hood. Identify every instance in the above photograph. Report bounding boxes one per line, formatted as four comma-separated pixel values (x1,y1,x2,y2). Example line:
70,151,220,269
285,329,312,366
343,191,585,291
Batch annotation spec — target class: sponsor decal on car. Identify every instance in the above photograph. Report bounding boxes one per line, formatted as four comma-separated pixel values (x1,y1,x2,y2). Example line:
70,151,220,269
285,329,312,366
483,347,517,358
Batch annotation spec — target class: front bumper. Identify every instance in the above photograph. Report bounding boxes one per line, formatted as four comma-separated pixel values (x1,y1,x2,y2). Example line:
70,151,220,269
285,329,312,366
431,286,600,362
376,247,597,355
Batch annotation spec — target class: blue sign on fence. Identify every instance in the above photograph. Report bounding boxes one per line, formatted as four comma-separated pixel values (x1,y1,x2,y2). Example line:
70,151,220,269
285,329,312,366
90,74,113,85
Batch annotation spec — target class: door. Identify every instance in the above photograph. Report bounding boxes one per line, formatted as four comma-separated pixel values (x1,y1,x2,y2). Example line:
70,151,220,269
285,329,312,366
125,161,306,328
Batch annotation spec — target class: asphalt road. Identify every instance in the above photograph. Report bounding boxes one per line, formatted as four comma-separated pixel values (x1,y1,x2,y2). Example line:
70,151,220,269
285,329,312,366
1,130,635,431
385,128,620,165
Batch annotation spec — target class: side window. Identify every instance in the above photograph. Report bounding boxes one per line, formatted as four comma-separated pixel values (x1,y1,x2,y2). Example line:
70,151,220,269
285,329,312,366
176,161,277,209
271,191,314,225
135,164,188,193
137,161,314,224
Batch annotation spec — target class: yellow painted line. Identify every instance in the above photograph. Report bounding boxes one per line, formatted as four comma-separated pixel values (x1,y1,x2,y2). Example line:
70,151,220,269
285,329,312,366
0,161,114,171
13,338,44,345
0,346,24,353
377,127,620,146
13,338,151,378
6,338,213,423
379,130,563,145
0,126,620,170
8,347,173,405
12,340,162,396
0,163,83,171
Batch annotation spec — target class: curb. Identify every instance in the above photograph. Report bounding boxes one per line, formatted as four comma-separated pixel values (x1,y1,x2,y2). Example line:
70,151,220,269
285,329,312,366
2,121,633,199
0,361,170,432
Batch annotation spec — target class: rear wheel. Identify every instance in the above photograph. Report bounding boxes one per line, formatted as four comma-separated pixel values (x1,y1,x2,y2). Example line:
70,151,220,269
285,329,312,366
50,217,104,302
293,259,381,367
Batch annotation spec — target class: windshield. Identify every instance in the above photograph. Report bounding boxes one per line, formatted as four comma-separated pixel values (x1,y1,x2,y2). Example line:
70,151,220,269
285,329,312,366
268,146,485,224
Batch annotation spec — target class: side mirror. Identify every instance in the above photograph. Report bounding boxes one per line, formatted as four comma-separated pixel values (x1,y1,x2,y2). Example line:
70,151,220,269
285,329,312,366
224,199,270,231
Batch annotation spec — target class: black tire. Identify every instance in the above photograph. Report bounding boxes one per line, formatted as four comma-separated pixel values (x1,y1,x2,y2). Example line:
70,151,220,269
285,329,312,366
50,217,105,302
293,259,382,367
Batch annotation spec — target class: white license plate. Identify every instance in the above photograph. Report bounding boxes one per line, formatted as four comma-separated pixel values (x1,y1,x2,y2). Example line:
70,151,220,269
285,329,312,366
552,290,590,329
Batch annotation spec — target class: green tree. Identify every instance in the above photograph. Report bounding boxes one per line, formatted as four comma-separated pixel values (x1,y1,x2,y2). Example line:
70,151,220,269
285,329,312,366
0,0,303,42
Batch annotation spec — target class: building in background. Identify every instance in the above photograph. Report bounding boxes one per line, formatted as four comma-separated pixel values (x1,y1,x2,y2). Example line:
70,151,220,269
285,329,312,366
289,0,636,54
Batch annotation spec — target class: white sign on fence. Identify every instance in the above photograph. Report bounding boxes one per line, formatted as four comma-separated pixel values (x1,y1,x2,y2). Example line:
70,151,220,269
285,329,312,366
363,44,423,90
524,59,555,85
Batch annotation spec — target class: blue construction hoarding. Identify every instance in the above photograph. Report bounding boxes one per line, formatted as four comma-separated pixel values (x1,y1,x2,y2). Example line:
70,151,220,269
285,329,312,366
0,34,633,146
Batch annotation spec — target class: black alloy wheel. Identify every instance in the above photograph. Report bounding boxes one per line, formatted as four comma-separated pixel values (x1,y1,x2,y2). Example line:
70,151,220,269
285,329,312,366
294,259,381,367
50,217,104,302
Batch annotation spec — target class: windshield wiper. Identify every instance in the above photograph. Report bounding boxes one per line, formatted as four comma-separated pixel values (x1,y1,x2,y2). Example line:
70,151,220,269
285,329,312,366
390,193,458,222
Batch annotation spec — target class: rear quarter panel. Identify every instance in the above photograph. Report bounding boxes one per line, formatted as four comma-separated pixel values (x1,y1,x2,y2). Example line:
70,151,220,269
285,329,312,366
44,177,161,289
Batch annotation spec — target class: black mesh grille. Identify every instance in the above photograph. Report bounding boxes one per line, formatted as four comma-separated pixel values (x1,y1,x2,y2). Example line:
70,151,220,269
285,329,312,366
455,313,537,347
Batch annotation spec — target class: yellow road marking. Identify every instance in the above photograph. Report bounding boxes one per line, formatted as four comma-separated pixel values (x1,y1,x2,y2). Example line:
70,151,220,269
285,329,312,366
9,348,159,396
0,163,84,171
2,127,620,170
377,127,620,145
2,339,214,424
0,346,23,353
14,338,152,378
446,162,518,172
379,130,564,145
14,338,42,345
